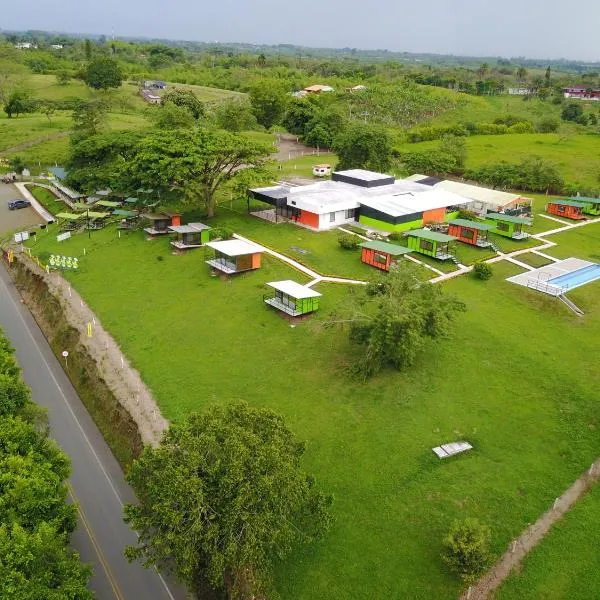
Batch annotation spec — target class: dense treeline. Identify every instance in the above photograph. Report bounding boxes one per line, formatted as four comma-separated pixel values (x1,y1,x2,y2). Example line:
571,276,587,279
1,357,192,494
0,330,92,599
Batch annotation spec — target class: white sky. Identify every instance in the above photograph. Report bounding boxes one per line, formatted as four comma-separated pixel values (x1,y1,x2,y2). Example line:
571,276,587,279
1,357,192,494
4,0,600,61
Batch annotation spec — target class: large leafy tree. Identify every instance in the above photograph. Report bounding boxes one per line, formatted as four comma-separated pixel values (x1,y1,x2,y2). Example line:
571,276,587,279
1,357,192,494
333,122,393,172
84,57,123,90
3,90,34,118
162,88,205,120
0,522,93,600
248,81,289,129
330,265,465,379
125,402,333,599
128,129,271,217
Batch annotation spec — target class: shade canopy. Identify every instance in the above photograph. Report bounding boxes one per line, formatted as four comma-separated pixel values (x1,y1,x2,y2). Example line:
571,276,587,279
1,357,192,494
96,200,121,208
449,219,495,231
56,212,83,220
406,229,456,242
86,211,110,219
359,240,412,255
113,209,137,217
266,280,322,299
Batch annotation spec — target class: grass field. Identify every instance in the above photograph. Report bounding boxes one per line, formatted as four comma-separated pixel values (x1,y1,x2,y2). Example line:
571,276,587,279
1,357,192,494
399,133,600,190
514,252,554,269
21,215,600,600
27,184,66,215
496,484,600,600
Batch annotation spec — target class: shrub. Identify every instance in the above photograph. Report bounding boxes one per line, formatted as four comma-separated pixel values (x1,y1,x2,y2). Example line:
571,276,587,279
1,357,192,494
338,234,360,250
536,117,560,133
473,262,493,280
441,518,491,583
208,227,233,241
387,232,405,242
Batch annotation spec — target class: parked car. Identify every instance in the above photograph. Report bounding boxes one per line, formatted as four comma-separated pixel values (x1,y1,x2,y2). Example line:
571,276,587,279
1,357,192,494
7,199,31,210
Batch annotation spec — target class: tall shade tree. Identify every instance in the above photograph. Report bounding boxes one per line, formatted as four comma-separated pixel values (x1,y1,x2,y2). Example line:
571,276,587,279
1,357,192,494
328,265,466,379
124,403,333,600
162,88,205,120
84,57,123,90
128,129,271,217
248,81,289,129
333,122,393,172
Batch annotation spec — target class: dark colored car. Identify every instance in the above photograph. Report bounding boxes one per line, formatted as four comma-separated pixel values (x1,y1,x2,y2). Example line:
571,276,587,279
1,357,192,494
7,199,31,210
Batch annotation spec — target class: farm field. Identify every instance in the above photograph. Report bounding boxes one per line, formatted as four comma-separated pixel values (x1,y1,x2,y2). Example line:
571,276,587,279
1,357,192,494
398,133,600,190
21,215,600,600
496,484,600,600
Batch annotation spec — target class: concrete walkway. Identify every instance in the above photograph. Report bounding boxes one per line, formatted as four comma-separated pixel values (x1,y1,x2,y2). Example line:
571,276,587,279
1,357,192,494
14,182,54,223
539,213,570,225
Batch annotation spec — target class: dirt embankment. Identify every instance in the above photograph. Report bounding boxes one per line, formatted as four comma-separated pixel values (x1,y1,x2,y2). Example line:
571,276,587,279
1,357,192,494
7,253,168,467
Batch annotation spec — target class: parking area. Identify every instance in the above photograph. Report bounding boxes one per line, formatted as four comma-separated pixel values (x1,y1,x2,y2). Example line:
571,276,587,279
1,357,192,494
0,183,44,236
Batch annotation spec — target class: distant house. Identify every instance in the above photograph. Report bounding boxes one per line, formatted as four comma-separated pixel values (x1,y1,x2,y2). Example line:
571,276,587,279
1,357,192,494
140,89,161,105
144,80,168,90
50,44,64,50
304,84,334,94
15,42,37,49
545,199,587,221
264,280,322,317
563,87,600,100
312,164,331,178
508,87,535,96
359,240,411,272
205,239,263,275
484,213,531,239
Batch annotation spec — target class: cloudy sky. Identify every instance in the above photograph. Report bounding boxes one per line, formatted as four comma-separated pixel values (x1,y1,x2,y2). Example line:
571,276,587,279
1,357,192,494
4,0,600,61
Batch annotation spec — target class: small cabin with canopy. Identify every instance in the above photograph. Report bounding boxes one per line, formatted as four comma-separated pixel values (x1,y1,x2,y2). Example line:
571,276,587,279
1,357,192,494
113,209,139,229
169,223,211,250
448,219,495,247
484,212,531,239
405,229,457,261
85,211,110,230
205,239,263,275
143,212,181,236
546,199,587,220
359,240,411,272
576,197,600,216
264,280,322,316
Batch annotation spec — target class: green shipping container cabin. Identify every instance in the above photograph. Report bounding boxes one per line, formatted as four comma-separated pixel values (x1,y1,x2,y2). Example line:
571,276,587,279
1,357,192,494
359,240,412,272
405,229,457,261
570,197,600,216
169,223,211,250
264,280,322,316
484,212,531,239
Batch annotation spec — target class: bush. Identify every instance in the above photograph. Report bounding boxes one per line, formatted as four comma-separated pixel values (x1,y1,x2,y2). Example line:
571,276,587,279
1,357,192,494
536,117,560,133
387,232,405,242
208,227,233,241
338,234,360,250
473,262,493,280
561,103,584,123
441,518,491,583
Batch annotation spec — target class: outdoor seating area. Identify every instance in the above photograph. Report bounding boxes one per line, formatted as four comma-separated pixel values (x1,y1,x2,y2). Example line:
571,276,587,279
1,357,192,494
484,212,531,239
84,211,110,229
404,229,457,261
264,280,322,316
205,239,263,274
447,219,495,248
169,223,211,250
113,209,139,229
359,240,412,271
143,212,181,236
55,212,84,231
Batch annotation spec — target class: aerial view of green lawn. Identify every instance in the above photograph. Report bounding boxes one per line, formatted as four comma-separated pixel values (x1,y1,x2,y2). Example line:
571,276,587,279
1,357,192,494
22,211,600,599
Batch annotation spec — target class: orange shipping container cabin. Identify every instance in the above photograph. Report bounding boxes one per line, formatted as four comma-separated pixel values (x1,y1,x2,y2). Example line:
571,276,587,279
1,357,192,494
447,219,495,248
205,239,263,275
359,240,412,272
546,200,587,220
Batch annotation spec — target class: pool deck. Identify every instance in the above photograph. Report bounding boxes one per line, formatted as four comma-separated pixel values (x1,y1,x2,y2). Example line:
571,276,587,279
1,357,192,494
507,257,596,296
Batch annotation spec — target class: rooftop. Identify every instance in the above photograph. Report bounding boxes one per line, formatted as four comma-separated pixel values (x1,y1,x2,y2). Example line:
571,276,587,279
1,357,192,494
405,228,457,243
486,212,532,225
568,197,600,204
549,199,587,208
359,240,412,255
266,280,322,299
169,223,211,234
449,218,495,231
205,239,263,257
334,169,394,182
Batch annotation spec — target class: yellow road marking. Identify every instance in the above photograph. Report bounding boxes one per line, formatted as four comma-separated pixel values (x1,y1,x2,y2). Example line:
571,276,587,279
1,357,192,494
67,482,125,600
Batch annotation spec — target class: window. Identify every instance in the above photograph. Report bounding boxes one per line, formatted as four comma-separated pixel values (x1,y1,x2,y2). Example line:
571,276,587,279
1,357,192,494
419,239,434,251
497,222,509,231
345,208,356,220
557,205,566,213
461,228,474,239
329,212,336,222
374,252,387,264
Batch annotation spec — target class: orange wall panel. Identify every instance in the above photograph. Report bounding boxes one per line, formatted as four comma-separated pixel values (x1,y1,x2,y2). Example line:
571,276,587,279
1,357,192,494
423,208,446,224
251,252,261,269
299,210,320,229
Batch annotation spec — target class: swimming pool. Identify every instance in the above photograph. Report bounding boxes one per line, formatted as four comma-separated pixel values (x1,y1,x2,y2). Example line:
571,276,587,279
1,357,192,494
549,263,600,291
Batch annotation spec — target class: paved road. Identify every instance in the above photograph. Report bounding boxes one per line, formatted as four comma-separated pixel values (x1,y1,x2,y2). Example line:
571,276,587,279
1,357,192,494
0,263,187,600
0,182,43,236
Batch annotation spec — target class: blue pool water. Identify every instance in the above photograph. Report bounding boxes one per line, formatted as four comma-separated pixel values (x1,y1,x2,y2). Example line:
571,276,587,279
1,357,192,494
549,264,600,290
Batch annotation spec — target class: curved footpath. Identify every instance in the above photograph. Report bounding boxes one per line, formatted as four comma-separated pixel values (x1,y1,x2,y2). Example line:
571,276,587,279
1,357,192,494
0,264,186,600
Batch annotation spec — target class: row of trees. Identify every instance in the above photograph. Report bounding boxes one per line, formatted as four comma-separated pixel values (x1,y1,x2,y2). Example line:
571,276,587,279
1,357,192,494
0,331,92,598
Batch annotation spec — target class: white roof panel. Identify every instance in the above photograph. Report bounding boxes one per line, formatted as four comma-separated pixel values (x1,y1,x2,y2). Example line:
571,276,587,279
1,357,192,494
334,169,393,182
205,239,264,256
267,280,322,298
